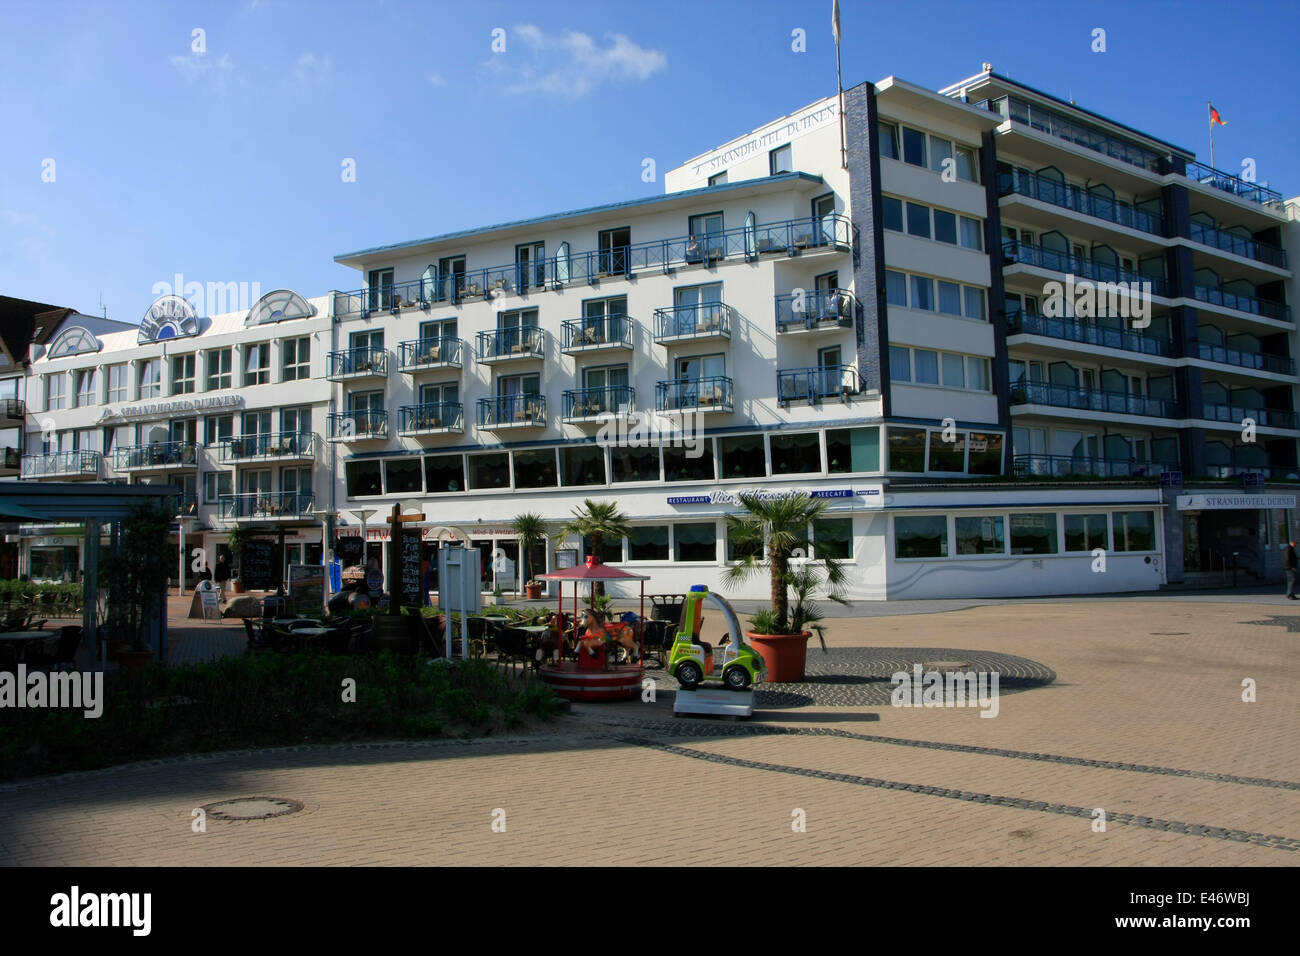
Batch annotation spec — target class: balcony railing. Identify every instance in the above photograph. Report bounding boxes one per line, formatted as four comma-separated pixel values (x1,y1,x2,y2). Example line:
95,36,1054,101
220,432,314,462
775,290,855,332
331,215,856,315
777,366,860,407
1007,309,1171,356
328,410,389,440
326,347,388,380
477,394,546,428
1010,381,1176,418
998,167,1164,235
0,399,25,422
1206,463,1300,480
653,303,734,342
1202,403,1298,430
174,494,199,518
561,315,635,352
1012,454,1172,479
1193,285,1291,323
1184,161,1284,209
656,376,734,413
1196,343,1294,375
399,402,464,433
977,95,1166,173
219,492,315,521
398,337,464,371
1002,240,1169,296
113,441,200,470
21,450,102,479
476,326,545,361
562,386,635,420
1188,222,1288,269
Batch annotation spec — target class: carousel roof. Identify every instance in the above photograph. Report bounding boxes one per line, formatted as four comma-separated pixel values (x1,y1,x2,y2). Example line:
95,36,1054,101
537,556,650,581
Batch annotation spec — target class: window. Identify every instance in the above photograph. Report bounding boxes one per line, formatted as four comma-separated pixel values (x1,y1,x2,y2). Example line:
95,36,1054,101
468,452,510,490
813,518,853,559
910,275,934,311
282,407,311,435
939,281,962,316
914,349,939,384
75,369,99,406
964,286,986,321
929,431,965,472
138,360,161,399
582,532,624,565
345,460,382,497
1010,513,1058,554
367,268,394,312
599,227,631,275
956,145,979,183
203,471,232,504
513,449,557,489
107,364,128,403
628,526,669,561
933,209,957,245
1065,514,1108,552
906,203,931,239
435,256,466,302
674,522,717,562
888,427,927,471
770,432,821,475
769,144,792,175
385,458,423,495
966,356,990,390
46,374,66,410
244,343,270,385
942,353,965,389
205,415,233,446
1113,511,1155,551
882,196,903,233
885,270,907,307
895,516,947,558
515,241,546,289
956,516,1004,555
561,446,606,486
929,137,953,174
889,346,911,382
171,354,195,395
878,121,899,160
664,444,715,482
424,453,464,493
902,127,926,167
719,435,765,480
283,337,310,380
968,432,1003,475
827,427,880,473
708,171,727,186
207,348,232,390
687,214,724,259
960,217,983,250
611,446,659,483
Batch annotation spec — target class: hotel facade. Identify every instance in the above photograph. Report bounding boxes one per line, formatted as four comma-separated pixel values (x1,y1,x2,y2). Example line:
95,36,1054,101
6,67,1299,601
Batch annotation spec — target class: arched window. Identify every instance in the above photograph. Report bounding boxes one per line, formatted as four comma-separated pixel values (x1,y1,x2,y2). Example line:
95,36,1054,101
46,326,101,358
245,289,316,326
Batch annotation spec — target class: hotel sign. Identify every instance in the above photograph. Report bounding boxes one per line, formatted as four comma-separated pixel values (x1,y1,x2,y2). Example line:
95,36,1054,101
98,393,243,422
669,486,882,507
688,101,839,178
1176,494,1296,511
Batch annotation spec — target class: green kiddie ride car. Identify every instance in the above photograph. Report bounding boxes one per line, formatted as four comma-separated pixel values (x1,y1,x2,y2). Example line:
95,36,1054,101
668,586,768,691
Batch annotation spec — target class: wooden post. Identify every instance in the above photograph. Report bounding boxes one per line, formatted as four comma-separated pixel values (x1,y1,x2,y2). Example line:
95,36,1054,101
388,502,401,612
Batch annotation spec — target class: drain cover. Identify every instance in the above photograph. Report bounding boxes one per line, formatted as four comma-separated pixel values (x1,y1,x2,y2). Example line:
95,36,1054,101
201,797,304,820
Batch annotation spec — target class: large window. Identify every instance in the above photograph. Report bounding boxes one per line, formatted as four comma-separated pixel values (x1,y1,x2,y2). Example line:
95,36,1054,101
955,516,1004,555
205,415,233,445
888,427,927,472
628,526,669,561
283,337,310,381
244,343,270,386
561,446,607,486
107,364,128,403
207,348,232,390
1063,514,1107,552
967,432,1003,475
345,460,382,497
770,432,821,475
468,452,510,490
718,435,766,480
885,268,987,320
827,427,880,473
902,126,927,167
882,196,903,232
674,522,717,562
513,449,557,488
171,354,195,395
813,518,853,559
425,454,464,493
611,445,659,483
203,471,232,504
138,360,161,399
928,432,965,472
890,346,990,390
582,533,623,565
1113,511,1155,551
769,144,793,175
385,458,423,495
1009,513,1058,555
895,515,947,558
75,369,99,407
878,121,899,160
664,445,714,483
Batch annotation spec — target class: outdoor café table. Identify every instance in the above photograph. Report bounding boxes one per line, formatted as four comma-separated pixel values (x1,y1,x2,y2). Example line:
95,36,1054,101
292,627,332,647
0,630,53,660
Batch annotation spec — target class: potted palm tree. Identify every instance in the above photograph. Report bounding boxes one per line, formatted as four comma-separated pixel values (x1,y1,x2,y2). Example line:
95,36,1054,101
723,491,849,682
227,525,247,594
512,512,548,599
103,501,174,670
560,499,630,597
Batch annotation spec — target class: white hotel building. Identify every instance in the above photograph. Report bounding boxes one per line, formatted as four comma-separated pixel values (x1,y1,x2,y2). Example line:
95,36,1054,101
7,67,1299,600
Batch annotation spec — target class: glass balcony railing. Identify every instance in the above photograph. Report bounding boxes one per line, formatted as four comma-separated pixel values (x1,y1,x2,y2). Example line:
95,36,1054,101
998,167,1164,235
398,337,464,371
1188,222,1288,269
1007,309,1171,356
113,441,200,470
1010,381,1177,418
1184,161,1284,209
655,376,734,413
219,492,315,520
21,450,102,478
562,386,635,419
777,365,860,406
1202,403,1297,430
399,402,464,433
774,290,855,332
977,95,1167,173
653,302,734,342
561,315,635,351
328,410,389,440
0,399,25,421
1193,285,1291,323
1002,240,1169,296
476,326,545,360
477,394,545,427
326,347,388,379
1196,343,1294,375
1012,454,1172,479
220,432,314,461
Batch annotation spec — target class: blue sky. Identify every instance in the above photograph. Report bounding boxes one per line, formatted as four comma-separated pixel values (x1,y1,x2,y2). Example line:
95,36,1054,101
2,0,1296,322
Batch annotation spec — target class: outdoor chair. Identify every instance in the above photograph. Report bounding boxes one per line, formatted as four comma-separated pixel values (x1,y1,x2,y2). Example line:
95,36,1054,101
242,617,274,653
494,627,530,677
28,625,84,670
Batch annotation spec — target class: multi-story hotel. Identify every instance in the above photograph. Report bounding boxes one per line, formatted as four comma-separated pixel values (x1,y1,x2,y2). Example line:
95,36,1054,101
6,66,1298,600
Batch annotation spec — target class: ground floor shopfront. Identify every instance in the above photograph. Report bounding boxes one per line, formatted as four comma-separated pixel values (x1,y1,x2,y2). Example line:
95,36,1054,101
1164,489,1300,587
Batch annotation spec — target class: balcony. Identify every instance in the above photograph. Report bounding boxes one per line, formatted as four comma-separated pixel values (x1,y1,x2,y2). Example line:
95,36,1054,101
21,450,102,479
656,377,734,414
326,347,388,381
1206,463,1300,480
328,410,389,441
777,366,860,408
398,402,464,436
1007,309,1172,357
1010,382,1176,418
220,432,315,463
476,326,545,364
977,95,1167,174
1193,285,1291,323
653,303,734,345
998,166,1164,235
1183,161,1284,210
1196,343,1294,376
0,447,20,477
219,492,315,522
1201,404,1297,430
113,441,200,472
775,290,855,334
1002,240,1170,296
398,337,465,373
174,494,199,518
562,386,636,423
478,394,546,429
331,278,436,319
1012,454,1171,479
561,315,635,354
0,399,25,426
1188,222,1287,269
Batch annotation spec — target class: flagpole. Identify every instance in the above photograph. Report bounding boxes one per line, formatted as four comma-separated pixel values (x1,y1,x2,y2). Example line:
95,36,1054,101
1208,101,1215,170
834,0,845,169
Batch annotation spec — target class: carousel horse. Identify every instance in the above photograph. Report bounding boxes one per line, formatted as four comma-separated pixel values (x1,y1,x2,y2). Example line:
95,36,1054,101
576,608,639,664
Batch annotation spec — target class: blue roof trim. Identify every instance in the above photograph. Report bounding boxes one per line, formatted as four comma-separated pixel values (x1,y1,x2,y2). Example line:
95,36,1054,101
333,172,826,263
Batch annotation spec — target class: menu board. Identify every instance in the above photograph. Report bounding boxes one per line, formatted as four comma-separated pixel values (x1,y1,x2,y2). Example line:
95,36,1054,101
400,531,422,607
241,539,276,591
289,564,326,615
336,536,364,567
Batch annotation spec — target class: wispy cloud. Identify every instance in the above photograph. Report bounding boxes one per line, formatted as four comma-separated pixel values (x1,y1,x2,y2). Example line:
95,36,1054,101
428,73,446,87
488,25,666,98
169,52,237,90
294,52,332,86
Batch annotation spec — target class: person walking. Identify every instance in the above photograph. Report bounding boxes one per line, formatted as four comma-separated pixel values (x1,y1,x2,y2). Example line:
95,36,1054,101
1284,540,1298,600
214,553,232,603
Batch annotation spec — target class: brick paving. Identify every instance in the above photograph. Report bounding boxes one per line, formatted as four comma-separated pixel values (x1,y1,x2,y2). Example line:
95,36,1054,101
2,596,1297,866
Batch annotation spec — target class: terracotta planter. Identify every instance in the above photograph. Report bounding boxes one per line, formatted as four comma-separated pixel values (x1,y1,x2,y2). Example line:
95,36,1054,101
232,579,246,594
746,631,812,683
119,650,154,671
525,584,543,600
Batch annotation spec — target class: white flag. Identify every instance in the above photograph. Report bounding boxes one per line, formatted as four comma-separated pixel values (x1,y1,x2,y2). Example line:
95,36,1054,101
832,0,841,44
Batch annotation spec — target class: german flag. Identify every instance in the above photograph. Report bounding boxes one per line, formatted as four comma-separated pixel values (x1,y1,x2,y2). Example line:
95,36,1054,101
1209,104,1227,126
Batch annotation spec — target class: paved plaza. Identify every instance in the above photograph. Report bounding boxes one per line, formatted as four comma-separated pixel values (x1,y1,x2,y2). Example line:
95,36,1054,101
2,594,1297,866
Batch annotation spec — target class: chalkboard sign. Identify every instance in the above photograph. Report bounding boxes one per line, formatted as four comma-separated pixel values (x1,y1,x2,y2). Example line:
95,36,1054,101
400,531,422,606
289,564,326,616
242,539,276,591
336,536,364,566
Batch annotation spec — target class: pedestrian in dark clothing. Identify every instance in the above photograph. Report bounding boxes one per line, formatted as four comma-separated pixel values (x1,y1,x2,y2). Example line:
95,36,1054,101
214,553,232,603
1284,541,1298,599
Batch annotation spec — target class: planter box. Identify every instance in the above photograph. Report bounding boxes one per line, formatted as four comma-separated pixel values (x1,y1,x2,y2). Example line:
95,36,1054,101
746,631,811,683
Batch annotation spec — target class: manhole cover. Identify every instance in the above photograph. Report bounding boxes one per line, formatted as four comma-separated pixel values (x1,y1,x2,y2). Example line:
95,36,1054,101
201,797,304,820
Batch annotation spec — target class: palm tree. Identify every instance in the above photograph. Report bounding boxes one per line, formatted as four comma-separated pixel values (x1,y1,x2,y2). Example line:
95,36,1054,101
560,499,631,597
511,512,548,587
723,491,848,633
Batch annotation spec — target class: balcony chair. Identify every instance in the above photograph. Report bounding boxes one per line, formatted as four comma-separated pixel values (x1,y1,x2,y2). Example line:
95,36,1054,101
421,343,441,363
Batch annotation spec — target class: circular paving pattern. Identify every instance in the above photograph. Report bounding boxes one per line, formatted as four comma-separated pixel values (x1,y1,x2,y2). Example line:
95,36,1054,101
201,797,305,821
649,647,1056,707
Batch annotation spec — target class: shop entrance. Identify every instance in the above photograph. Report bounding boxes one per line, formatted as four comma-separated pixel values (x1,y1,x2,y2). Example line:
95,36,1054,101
1183,509,1262,577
